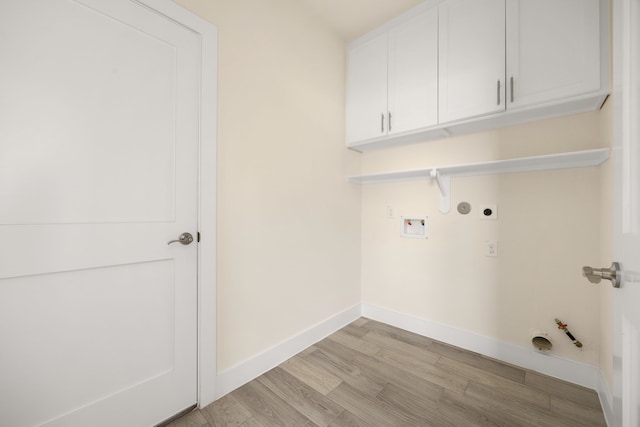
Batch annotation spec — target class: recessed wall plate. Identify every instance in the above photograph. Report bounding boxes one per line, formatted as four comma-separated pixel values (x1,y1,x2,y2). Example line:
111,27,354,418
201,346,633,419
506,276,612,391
480,204,498,220
401,216,428,239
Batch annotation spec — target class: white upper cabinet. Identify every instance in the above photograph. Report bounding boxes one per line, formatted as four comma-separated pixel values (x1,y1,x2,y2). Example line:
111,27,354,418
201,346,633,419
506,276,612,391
438,0,506,124
388,9,439,135
346,0,608,151
346,33,388,143
346,8,438,144
506,0,601,109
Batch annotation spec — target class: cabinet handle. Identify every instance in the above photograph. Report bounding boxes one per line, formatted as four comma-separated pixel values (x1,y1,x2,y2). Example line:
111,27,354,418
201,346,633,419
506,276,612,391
510,76,514,103
388,112,392,132
381,113,385,133
497,80,501,105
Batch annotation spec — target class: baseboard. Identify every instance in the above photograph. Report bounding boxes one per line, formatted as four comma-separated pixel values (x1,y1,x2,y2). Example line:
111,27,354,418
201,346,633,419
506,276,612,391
361,303,601,390
215,304,361,399
215,303,609,406
597,369,614,426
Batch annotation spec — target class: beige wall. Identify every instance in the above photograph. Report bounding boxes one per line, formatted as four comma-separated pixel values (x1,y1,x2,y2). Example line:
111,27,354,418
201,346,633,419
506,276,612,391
360,106,613,367
178,0,614,388
176,0,362,371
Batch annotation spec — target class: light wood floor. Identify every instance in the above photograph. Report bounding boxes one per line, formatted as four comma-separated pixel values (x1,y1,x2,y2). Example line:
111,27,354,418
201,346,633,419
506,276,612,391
167,318,606,427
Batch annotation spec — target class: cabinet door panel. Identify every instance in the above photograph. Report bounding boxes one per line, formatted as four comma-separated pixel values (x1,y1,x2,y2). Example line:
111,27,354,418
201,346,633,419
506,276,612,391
506,0,601,108
388,8,438,134
347,34,388,143
439,0,506,123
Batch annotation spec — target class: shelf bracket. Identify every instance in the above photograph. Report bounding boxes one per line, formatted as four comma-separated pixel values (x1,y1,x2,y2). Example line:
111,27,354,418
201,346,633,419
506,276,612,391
430,169,451,214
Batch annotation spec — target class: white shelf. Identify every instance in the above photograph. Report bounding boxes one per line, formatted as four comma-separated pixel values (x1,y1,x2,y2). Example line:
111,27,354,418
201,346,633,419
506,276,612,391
348,148,610,213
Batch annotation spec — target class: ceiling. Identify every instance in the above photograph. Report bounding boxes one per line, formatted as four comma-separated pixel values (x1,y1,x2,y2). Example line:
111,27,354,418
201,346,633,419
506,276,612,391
299,0,425,41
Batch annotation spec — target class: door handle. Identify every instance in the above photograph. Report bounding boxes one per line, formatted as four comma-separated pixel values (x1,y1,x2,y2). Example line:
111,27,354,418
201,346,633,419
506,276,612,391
582,262,621,288
168,232,194,245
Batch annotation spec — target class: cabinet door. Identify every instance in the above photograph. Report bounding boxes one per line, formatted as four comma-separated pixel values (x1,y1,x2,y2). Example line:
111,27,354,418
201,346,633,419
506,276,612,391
346,34,388,143
388,8,439,134
439,0,506,123
506,0,601,109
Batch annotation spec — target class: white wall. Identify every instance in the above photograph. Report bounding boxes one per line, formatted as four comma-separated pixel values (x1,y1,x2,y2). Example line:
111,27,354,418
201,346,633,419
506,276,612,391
176,0,362,372
360,106,612,367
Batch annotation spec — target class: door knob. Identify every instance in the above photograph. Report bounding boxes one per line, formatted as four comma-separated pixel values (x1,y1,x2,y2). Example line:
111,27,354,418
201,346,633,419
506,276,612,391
168,232,194,246
582,262,621,288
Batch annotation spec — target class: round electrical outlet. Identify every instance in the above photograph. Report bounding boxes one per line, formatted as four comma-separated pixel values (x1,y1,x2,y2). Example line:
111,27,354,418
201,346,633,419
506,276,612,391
457,202,471,215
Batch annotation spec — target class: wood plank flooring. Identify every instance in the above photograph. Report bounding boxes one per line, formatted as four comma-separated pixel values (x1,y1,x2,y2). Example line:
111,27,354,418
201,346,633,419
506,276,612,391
166,318,606,427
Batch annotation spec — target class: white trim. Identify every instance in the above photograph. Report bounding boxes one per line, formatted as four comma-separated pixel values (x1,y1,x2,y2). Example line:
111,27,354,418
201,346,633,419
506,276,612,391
597,368,614,427
213,302,611,410
141,0,219,408
196,25,218,409
215,305,361,399
361,303,601,390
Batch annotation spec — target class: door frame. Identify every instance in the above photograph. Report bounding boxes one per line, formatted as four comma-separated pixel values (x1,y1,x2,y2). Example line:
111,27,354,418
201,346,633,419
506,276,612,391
139,0,218,407
612,0,640,425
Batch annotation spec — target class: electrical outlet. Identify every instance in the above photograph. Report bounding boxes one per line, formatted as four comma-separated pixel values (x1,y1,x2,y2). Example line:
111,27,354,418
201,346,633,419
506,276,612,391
480,204,498,220
485,240,498,257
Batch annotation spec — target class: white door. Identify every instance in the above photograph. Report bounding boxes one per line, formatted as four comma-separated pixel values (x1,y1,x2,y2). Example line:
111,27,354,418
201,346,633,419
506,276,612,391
346,33,389,144
438,0,506,124
387,8,438,135
506,0,601,109
0,1,200,426
612,0,640,425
